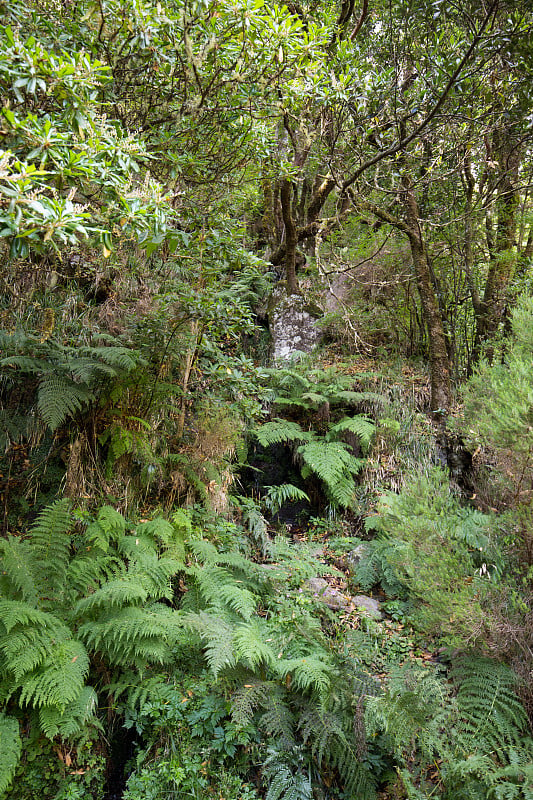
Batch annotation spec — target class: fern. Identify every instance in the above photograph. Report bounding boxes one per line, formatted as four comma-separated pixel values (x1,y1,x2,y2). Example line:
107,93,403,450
0,713,21,795
258,687,296,747
183,610,236,677
29,498,72,599
263,749,313,800
79,604,182,667
263,484,310,515
277,656,332,695
451,657,531,761
234,620,277,668
19,639,89,710
255,419,315,447
0,538,37,604
328,415,376,454
37,372,95,430
298,440,363,507
39,685,98,738
231,679,273,728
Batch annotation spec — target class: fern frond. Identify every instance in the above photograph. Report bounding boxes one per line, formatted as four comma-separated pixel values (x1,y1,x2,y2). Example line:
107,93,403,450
255,420,315,448
277,656,332,696
0,537,37,604
79,605,181,667
39,685,98,738
231,679,272,728
29,498,72,599
74,575,149,615
19,639,89,710
182,610,236,677
328,415,376,453
85,505,126,552
0,713,22,795
451,657,530,761
0,600,72,681
233,620,277,669
264,484,310,515
263,750,313,800
299,441,363,507
215,583,257,620
37,372,94,430
258,686,296,747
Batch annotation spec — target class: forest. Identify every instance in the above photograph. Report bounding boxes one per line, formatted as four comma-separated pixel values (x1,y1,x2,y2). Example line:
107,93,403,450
0,0,532,798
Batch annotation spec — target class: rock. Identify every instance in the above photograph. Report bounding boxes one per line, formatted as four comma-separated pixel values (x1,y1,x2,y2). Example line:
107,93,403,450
269,292,322,361
305,577,328,594
344,544,368,573
351,594,382,619
304,577,352,610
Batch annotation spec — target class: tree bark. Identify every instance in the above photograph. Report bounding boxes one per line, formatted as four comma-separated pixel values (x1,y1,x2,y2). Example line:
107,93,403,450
280,178,299,294
474,127,521,360
403,184,452,412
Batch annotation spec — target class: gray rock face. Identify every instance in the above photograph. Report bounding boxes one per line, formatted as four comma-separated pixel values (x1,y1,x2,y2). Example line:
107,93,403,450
270,293,321,361
351,595,382,619
343,544,368,573
305,578,352,610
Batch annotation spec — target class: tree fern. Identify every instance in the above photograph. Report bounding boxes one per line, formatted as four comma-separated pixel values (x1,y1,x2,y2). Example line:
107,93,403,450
0,713,21,795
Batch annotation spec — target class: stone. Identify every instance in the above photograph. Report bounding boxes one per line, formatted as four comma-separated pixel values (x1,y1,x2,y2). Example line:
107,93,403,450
351,594,382,619
344,544,368,573
269,292,322,361
304,577,352,610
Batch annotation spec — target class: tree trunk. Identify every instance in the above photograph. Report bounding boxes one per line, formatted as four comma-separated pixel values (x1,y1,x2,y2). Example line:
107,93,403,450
280,178,299,294
403,185,452,412
474,127,521,360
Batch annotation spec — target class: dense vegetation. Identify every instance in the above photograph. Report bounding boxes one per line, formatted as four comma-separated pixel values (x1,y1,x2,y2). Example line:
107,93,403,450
1,1,532,798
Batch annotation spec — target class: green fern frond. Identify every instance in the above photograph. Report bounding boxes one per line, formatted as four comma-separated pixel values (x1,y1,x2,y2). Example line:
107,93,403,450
66,552,118,597
29,498,72,596
79,604,180,667
277,656,332,695
39,685,98,738
74,575,149,615
0,537,37,604
183,610,236,677
0,713,22,795
19,639,89,710
217,583,258,620
298,441,363,507
264,484,310,515
231,679,272,728
0,600,72,681
37,372,95,430
255,420,315,448
328,415,376,453
85,505,126,552
451,657,531,760
258,687,296,747
233,620,277,668
263,753,312,800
